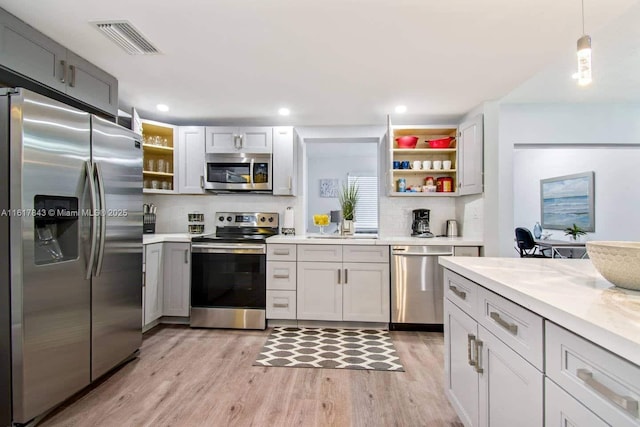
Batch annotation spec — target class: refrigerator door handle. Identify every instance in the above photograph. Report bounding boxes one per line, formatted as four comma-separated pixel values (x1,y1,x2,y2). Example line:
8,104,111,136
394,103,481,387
95,161,107,276
85,161,98,279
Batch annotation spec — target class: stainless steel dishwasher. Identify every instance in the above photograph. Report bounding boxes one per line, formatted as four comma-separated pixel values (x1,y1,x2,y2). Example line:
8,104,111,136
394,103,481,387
391,245,453,329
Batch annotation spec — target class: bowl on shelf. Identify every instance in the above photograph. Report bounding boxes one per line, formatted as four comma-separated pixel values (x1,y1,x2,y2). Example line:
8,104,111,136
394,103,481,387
586,241,640,290
428,137,454,148
395,136,419,148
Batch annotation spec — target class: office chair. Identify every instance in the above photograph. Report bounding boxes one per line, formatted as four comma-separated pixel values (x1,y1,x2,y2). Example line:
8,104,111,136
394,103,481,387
515,227,551,258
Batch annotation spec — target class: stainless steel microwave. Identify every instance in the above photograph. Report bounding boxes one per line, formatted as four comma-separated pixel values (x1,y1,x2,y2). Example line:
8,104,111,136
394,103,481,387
204,153,272,192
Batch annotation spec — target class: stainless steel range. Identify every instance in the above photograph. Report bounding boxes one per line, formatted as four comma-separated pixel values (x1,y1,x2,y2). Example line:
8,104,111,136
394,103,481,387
190,212,279,329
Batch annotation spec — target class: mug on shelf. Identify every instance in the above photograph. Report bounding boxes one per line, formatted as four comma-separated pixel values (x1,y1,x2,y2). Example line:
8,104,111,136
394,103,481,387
401,160,410,169
412,160,422,170
422,160,432,170
443,160,452,170
393,161,401,169
151,180,160,189
433,160,442,170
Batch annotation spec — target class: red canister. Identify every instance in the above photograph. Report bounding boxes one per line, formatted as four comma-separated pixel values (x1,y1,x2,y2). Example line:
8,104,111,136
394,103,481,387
436,177,454,192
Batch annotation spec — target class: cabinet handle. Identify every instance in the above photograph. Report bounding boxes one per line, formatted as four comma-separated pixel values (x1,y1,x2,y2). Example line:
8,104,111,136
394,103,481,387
273,273,289,279
288,176,292,191
490,311,518,335
337,269,341,284
577,369,639,417
200,175,204,189
449,285,467,300
273,303,289,308
474,340,484,374
239,134,244,148
60,60,67,83
233,135,240,149
184,249,189,264
467,334,476,366
344,268,348,284
69,64,76,87
273,249,290,255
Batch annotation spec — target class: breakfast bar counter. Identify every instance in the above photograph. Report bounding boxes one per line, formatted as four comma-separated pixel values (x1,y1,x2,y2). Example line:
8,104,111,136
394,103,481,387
439,257,640,366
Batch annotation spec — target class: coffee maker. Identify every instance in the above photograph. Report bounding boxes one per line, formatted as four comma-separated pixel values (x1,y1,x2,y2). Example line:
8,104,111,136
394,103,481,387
411,209,434,237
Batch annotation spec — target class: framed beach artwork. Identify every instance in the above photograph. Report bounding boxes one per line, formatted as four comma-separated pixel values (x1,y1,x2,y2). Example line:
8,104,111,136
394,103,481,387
540,171,595,231
319,179,339,198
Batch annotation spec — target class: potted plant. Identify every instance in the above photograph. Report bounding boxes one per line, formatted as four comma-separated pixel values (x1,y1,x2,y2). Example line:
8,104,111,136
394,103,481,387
564,223,587,241
338,179,359,235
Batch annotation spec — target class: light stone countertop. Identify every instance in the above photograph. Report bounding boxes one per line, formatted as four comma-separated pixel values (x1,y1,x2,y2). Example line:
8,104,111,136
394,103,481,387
143,233,200,244
266,235,484,246
439,257,640,366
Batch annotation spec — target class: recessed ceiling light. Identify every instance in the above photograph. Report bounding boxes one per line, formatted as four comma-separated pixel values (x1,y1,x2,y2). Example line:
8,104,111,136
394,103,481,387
278,107,291,116
156,104,169,112
395,105,407,114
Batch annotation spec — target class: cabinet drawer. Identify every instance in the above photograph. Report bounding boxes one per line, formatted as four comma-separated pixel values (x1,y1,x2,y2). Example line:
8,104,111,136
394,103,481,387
444,269,479,318
453,246,479,257
545,378,607,427
297,244,342,262
266,290,297,320
477,286,543,370
267,261,296,291
343,245,389,263
267,244,296,261
546,321,640,427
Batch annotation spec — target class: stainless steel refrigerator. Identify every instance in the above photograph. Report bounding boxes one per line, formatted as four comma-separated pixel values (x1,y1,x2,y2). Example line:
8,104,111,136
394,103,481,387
0,88,143,426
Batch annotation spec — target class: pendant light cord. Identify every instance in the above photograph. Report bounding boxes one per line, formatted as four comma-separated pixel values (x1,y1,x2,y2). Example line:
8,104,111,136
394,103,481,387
581,0,585,35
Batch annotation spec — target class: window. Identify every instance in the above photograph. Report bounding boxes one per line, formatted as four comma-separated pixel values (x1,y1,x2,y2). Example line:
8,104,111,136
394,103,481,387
348,175,378,232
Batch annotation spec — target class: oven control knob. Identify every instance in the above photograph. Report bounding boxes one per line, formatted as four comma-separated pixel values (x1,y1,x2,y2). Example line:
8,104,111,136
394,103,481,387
218,216,224,222
268,217,274,222
227,216,232,222
260,216,266,222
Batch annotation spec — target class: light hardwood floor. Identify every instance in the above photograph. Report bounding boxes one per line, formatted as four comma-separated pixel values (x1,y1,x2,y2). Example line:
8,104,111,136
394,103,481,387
40,326,463,427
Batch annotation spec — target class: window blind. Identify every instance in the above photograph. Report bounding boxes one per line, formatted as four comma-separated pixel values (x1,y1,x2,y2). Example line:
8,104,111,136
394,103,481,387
348,175,378,232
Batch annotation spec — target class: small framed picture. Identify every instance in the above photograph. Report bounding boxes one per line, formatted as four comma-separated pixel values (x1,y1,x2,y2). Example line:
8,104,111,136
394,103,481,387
319,179,339,198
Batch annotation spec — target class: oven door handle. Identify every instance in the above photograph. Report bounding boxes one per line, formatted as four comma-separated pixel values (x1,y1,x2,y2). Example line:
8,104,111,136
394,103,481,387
191,243,266,254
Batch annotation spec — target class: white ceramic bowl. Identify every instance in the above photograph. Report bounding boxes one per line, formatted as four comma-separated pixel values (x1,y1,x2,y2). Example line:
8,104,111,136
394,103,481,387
586,241,640,291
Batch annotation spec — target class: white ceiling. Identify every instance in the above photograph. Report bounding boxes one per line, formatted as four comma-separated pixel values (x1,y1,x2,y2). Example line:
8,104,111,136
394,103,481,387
503,0,640,104
0,0,637,125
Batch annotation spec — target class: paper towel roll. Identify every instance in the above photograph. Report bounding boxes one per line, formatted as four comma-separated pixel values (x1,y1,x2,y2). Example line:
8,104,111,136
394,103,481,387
283,206,295,229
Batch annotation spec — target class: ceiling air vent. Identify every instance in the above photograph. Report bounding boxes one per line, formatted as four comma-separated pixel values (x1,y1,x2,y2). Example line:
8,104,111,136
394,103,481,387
92,21,160,55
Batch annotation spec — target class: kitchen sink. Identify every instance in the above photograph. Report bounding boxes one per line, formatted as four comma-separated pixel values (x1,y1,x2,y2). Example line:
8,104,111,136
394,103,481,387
305,234,378,239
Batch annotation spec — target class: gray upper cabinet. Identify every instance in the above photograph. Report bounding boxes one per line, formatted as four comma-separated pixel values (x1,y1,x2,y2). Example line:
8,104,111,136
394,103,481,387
0,8,118,117
177,126,206,194
65,52,118,117
205,126,273,154
457,115,484,196
272,126,296,195
0,9,66,92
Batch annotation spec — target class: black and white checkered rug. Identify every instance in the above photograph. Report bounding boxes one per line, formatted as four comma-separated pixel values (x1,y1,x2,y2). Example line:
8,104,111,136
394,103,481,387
253,327,404,371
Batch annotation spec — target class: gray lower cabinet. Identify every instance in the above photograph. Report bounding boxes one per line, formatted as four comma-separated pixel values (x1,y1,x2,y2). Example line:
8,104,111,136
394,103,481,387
162,243,191,317
444,269,543,427
143,242,190,328
0,7,118,116
545,378,608,427
296,245,390,323
143,243,163,327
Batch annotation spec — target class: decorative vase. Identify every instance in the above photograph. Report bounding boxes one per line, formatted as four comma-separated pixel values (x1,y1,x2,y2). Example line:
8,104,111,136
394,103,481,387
341,219,354,236
533,222,542,239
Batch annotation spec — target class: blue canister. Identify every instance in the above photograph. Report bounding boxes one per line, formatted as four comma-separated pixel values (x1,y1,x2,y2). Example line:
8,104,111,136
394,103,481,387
393,160,401,169
397,178,406,192
401,160,410,169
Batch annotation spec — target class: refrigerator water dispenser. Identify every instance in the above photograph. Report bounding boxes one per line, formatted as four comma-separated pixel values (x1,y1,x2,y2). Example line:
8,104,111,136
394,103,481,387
33,195,78,264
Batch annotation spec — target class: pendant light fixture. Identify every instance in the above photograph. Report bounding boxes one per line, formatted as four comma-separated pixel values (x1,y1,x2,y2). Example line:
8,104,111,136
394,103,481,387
576,0,592,86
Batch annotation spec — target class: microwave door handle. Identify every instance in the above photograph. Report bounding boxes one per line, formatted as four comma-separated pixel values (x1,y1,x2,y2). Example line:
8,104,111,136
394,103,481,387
250,158,254,186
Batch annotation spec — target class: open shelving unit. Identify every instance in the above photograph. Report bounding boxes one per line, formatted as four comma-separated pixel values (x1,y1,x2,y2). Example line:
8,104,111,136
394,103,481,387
389,127,458,196
142,120,177,193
